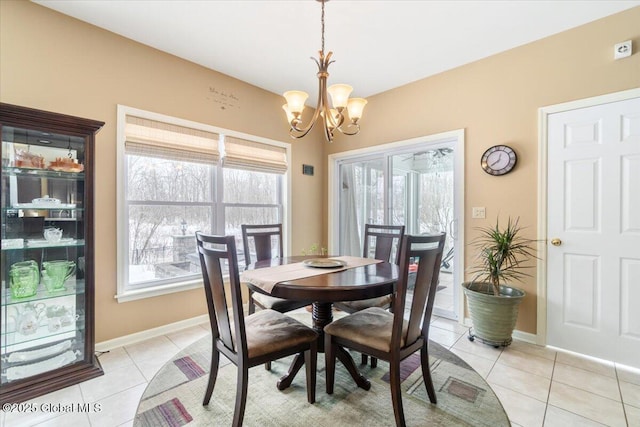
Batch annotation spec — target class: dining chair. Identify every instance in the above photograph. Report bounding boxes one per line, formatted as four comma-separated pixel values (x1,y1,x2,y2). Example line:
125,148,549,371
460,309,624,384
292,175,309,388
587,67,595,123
324,233,446,427
196,232,318,427
242,224,311,316
334,223,405,366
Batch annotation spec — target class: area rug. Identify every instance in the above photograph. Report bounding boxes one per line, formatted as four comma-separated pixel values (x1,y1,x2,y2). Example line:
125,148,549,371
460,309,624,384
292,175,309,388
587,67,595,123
134,333,509,426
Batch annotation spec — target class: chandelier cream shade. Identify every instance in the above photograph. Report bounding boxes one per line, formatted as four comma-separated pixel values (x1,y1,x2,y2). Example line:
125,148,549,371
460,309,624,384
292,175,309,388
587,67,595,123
282,0,367,143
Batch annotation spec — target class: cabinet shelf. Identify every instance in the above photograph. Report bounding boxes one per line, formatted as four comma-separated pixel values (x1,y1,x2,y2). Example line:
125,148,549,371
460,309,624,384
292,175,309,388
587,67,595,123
6,205,80,211
2,239,85,252
1,280,85,307
1,102,103,403
2,320,86,356
1,336,86,383
3,207,83,212
1,167,85,181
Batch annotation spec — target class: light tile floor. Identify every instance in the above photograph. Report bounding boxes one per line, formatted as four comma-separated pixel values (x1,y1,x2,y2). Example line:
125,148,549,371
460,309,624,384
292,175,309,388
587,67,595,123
2,314,639,427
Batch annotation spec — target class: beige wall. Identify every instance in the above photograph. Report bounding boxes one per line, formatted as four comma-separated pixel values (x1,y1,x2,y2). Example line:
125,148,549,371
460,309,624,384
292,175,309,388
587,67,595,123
1,1,639,340
0,1,325,342
323,7,640,334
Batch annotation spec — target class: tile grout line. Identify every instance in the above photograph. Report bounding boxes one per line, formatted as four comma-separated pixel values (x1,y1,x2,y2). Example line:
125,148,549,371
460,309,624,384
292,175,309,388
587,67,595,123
540,350,558,426
615,363,630,427
546,364,630,426
87,344,148,427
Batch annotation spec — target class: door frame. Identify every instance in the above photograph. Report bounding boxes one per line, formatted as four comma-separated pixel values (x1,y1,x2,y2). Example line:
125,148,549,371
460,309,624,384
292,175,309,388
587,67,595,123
536,87,640,346
328,129,465,321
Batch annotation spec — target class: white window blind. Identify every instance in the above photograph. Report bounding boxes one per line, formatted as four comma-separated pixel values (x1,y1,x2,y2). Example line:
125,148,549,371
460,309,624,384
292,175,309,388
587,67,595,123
125,116,219,164
223,136,287,174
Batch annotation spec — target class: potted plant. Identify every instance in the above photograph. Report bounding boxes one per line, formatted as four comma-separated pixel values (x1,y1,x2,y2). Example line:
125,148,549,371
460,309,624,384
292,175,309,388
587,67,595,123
462,217,537,347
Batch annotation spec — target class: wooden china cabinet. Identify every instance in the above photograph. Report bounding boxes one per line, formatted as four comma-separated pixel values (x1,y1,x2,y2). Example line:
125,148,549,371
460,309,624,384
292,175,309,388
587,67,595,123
0,103,104,403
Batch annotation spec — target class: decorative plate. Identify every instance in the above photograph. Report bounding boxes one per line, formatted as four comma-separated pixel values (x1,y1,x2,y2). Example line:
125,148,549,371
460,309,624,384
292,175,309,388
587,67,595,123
302,258,347,268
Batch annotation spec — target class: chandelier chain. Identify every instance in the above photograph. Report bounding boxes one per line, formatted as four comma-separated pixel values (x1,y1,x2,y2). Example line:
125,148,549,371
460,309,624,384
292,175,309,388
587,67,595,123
321,0,325,54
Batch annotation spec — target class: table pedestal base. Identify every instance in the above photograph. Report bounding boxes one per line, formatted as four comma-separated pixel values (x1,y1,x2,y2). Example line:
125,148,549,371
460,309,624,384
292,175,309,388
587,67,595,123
276,302,371,391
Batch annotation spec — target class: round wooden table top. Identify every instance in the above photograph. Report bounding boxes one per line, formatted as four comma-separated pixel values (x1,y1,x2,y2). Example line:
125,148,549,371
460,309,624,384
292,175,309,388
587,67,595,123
246,255,399,303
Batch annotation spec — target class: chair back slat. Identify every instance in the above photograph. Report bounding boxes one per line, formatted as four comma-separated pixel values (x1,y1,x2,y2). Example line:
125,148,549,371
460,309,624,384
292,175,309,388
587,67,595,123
392,233,446,348
241,224,283,267
196,232,247,357
363,224,405,264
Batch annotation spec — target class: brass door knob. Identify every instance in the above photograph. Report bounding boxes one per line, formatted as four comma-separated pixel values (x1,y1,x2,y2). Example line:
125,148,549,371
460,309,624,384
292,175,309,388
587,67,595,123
551,238,562,246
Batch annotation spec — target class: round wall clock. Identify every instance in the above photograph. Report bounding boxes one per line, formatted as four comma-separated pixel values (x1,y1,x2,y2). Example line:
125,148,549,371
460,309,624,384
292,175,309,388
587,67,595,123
480,145,517,176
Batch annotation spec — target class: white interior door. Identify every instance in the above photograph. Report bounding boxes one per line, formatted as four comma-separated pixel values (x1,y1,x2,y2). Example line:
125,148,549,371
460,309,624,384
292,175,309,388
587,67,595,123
546,95,640,368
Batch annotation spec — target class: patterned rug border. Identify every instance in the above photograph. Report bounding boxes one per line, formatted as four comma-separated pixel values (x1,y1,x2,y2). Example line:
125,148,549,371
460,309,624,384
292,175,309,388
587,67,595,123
134,333,509,427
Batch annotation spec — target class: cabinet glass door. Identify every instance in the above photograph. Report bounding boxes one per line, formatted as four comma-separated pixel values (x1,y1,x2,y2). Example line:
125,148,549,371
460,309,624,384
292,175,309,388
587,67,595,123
1,126,86,385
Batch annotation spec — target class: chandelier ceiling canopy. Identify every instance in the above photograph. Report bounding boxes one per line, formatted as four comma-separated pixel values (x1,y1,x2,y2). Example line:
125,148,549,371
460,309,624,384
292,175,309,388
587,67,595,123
282,0,367,143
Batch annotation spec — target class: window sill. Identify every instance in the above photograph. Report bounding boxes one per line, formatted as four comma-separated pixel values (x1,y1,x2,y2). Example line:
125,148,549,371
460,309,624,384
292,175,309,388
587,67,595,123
115,279,203,303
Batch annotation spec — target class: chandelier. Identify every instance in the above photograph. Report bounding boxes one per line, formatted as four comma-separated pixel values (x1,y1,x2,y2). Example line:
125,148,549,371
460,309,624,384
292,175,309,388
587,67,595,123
282,0,367,143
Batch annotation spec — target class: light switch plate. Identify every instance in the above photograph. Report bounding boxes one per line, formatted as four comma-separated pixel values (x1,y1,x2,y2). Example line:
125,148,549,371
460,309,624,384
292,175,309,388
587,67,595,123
472,207,486,219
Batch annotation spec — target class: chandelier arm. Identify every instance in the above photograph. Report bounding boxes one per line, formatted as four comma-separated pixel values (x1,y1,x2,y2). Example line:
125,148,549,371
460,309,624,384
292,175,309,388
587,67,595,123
321,87,340,130
336,122,361,136
287,62,326,138
289,99,322,137
323,122,334,142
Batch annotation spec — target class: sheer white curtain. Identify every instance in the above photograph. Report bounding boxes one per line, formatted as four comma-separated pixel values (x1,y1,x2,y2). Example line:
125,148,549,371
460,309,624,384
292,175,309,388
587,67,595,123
339,164,362,256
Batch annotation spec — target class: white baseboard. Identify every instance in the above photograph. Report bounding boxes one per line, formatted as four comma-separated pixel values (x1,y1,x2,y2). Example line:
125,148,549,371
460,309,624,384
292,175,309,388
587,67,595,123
511,329,537,345
95,314,209,352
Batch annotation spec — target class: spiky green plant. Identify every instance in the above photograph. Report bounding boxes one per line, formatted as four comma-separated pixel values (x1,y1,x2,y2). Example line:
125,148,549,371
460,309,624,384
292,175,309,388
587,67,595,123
468,217,537,296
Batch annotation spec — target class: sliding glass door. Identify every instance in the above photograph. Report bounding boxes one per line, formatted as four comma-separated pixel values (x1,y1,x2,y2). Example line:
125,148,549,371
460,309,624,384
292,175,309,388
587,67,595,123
335,137,462,319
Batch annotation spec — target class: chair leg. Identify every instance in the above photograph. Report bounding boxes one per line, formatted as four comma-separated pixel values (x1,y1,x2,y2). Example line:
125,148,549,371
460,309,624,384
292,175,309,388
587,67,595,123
248,290,256,315
421,346,437,404
304,341,317,403
264,361,272,371
325,333,336,394
203,347,220,405
361,353,378,368
389,360,406,427
232,364,249,427
361,353,368,365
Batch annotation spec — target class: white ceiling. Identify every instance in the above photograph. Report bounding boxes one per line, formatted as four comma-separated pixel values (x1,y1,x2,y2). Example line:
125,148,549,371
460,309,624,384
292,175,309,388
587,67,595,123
34,0,640,105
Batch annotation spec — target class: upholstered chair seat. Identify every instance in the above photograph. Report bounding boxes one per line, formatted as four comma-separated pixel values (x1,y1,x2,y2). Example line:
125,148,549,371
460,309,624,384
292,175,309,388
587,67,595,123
332,295,393,313
251,293,311,313
236,309,318,359
324,307,407,352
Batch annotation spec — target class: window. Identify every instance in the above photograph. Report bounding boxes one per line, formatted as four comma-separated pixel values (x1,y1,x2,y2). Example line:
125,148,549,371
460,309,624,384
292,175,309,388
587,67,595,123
331,132,464,320
116,106,289,302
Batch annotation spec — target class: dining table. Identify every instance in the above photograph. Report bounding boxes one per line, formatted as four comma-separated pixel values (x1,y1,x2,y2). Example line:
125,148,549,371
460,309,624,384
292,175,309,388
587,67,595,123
242,255,399,391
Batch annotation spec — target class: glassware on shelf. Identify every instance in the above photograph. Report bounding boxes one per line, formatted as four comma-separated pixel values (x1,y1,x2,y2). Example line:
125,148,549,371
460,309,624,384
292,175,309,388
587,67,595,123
42,260,76,292
9,260,40,298
10,303,46,336
13,147,45,169
43,227,63,243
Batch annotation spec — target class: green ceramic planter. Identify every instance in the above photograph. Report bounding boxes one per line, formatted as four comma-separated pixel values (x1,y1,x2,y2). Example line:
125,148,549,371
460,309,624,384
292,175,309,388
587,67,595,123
462,282,525,347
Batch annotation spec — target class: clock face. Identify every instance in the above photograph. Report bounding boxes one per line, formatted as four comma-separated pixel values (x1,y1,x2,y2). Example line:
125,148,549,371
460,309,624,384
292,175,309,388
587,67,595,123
481,145,517,176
